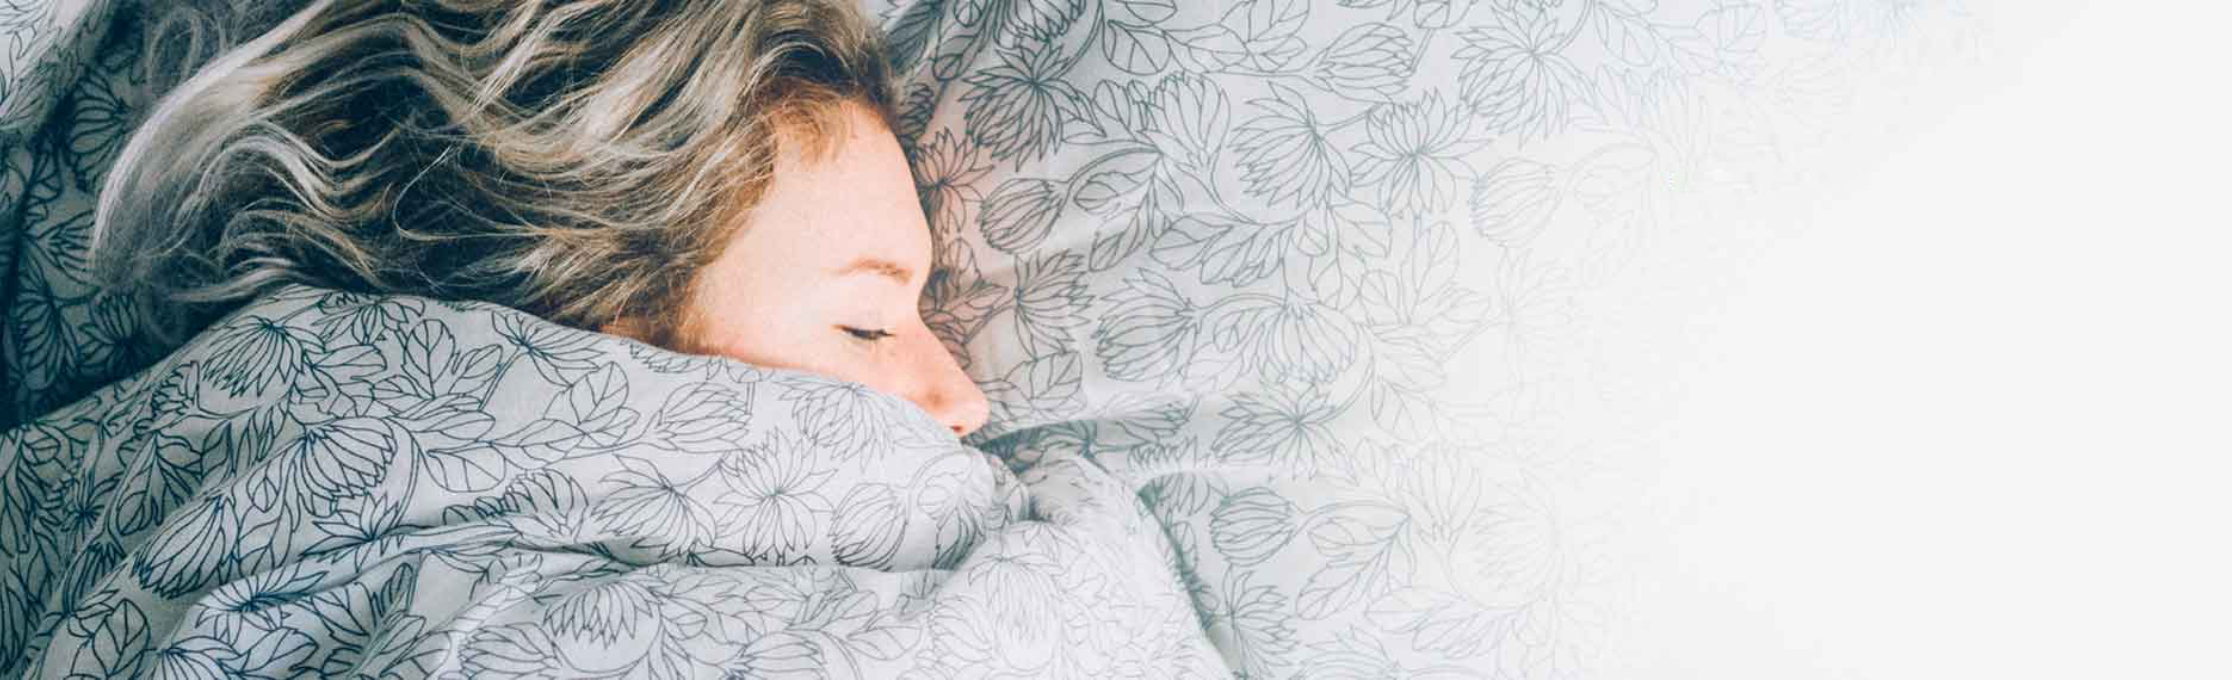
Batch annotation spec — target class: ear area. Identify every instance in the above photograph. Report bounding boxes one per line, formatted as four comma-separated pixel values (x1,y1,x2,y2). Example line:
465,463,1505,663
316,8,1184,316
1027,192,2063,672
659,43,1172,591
603,305,705,354
601,316,655,344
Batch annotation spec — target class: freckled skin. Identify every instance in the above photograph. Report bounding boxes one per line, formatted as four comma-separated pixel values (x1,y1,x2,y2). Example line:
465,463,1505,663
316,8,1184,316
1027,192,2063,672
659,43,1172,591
613,102,990,437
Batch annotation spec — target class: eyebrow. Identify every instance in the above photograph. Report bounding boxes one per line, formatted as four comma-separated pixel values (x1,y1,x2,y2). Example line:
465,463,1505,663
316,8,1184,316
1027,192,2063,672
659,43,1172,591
835,257,914,284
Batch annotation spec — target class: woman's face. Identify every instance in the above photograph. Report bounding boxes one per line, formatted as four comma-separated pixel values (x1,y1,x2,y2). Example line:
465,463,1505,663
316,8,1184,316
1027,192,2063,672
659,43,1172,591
633,101,989,437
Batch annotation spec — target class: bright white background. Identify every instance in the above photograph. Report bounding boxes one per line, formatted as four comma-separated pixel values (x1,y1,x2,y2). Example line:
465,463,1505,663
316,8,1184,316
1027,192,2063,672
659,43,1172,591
1605,2,2232,677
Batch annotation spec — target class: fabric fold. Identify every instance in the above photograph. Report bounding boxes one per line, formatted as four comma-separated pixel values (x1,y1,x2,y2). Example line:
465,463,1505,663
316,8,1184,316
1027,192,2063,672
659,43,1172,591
3,285,1226,678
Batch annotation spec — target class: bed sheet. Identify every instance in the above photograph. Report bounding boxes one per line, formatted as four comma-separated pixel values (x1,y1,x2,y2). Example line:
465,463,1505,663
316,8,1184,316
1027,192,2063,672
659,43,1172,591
869,0,1979,676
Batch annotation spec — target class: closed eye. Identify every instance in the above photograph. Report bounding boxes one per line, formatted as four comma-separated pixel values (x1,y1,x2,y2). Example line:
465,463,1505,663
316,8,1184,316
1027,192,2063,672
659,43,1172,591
842,326,894,342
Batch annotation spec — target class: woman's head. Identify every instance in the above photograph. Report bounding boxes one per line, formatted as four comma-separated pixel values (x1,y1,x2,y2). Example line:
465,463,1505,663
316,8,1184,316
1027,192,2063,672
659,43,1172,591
624,99,984,435
99,0,987,435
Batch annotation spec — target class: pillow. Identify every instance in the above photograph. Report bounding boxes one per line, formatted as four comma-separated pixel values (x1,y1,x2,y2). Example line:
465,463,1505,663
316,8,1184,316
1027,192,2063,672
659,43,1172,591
0,1,148,428
868,0,1980,674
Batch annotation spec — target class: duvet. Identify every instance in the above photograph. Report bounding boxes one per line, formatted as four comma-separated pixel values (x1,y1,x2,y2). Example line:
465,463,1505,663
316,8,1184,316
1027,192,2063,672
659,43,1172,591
0,286,1227,678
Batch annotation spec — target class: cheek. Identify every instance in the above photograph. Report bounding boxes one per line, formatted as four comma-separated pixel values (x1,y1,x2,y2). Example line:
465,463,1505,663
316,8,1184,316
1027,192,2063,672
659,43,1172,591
683,294,810,369
683,266,812,365
695,320,810,372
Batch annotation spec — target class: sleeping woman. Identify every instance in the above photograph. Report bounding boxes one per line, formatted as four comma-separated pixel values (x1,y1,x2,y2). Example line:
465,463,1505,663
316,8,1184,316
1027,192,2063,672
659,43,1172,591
94,0,989,436
3,1,1239,676
1,1,1246,676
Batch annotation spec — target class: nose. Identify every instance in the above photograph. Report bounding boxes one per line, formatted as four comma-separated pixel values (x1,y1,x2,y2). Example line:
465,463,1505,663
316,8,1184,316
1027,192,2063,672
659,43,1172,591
903,323,989,437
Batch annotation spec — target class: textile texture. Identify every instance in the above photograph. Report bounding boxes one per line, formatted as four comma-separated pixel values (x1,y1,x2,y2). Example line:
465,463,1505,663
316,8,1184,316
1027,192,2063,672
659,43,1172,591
874,0,1975,676
3,285,1228,677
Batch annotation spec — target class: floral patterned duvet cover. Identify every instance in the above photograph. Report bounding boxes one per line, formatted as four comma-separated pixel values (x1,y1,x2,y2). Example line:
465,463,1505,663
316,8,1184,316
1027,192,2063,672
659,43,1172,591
0,1,1979,677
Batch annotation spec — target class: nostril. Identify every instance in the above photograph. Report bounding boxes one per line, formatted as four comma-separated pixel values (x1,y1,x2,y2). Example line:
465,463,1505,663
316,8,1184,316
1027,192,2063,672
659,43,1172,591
951,385,989,438
917,392,983,439
908,322,990,438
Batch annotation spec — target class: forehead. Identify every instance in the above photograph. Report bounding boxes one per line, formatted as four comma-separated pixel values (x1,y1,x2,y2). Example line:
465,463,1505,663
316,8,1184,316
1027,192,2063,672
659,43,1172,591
731,102,930,274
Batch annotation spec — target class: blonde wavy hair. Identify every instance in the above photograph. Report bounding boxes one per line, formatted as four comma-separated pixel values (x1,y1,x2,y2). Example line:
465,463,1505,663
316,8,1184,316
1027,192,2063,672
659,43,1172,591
96,0,897,345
